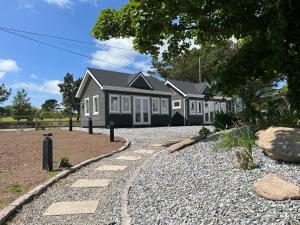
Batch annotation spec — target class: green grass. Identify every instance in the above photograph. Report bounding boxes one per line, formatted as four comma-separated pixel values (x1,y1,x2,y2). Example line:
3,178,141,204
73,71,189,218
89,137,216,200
9,184,22,193
0,117,78,123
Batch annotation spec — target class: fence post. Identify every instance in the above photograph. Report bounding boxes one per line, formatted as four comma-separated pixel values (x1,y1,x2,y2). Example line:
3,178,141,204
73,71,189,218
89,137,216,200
69,117,73,131
88,117,93,134
35,114,38,131
43,133,53,171
110,121,114,142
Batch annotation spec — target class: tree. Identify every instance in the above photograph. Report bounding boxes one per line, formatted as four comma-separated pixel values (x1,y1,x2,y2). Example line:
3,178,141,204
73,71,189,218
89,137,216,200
150,42,236,83
58,73,82,119
92,0,300,114
0,84,11,105
12,89,33,122
41,99,59,111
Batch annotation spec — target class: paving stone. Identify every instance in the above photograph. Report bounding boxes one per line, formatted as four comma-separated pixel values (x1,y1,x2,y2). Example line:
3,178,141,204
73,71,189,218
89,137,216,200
134,149,155,154
95,165,127,171
71,179,111,188
148,144,164,147
116,156,141,161
43,201,98,216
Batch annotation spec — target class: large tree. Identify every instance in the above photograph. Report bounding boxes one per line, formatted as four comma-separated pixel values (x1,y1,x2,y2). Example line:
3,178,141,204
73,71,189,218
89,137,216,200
92,0,300,114
41,99,59,111
0,84,11,105
12,89,33,122
58,73,82,119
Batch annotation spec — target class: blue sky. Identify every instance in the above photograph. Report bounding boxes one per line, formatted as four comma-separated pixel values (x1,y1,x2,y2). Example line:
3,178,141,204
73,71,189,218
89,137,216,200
0,0,152,107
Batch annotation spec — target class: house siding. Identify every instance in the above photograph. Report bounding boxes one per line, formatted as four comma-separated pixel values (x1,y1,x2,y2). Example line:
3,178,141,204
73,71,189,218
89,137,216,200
170,91,186,125
80,77,106,127
186,98,204,125
129,76,152,90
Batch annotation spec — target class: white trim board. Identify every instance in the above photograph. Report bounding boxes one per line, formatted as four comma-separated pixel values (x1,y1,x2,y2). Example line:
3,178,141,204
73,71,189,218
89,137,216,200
76,69,103,98
165,80,188,97
128,72,154,90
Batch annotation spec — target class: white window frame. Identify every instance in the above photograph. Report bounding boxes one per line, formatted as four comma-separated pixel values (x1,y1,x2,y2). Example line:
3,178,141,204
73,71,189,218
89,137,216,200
172,100,181,109
189,100,196,115
84,97,90,117
152,97,160,114
92,95,99,115
109,94,120,114
121,95,131,114
161,98,169,115
196,100,202,115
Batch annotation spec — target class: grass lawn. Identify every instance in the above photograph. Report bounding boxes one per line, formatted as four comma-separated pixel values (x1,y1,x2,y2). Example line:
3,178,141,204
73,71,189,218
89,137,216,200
0,129,124,208
0,117,78,123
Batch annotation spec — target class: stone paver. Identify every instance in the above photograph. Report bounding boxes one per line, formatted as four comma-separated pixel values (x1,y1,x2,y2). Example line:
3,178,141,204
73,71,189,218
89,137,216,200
43,201,98,216
71,179,111,188
95,165,127,171
116,156,141,161
134,149,154,154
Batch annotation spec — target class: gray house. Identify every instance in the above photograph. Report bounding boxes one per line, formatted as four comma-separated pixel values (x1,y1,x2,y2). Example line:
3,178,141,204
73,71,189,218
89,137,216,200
76,68,231,127
76,68,173,127
165,79,232,126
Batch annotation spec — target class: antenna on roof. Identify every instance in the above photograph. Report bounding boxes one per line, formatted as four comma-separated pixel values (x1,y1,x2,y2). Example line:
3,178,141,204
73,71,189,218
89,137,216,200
198,57,202,83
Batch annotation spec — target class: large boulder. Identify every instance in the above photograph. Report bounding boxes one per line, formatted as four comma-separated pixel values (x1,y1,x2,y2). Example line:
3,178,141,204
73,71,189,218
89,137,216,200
253,173,300,201
256,126,300,162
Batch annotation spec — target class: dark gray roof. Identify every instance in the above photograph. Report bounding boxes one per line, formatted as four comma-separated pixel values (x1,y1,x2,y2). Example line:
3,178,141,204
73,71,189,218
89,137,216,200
167,78,208,95
87,68,172,92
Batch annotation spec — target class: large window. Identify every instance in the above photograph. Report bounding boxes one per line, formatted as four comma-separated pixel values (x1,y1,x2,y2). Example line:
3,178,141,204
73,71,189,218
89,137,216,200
152,97,160,114
122,96,131,114
93,95,99,115
109,94,120,113
172,100,181,109
161,98,169,114
221,102,226,113
84,97,89,116
196,100,202,115
189,100,196,115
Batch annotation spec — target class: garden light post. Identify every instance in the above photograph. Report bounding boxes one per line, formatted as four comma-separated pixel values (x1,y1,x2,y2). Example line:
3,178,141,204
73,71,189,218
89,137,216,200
69,118,72,132
43,133,53,171
88,117,93,134
110,121,114,142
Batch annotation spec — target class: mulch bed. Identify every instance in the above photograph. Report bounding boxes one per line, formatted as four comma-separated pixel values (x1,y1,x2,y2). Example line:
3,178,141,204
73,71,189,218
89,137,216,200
0,129,124,208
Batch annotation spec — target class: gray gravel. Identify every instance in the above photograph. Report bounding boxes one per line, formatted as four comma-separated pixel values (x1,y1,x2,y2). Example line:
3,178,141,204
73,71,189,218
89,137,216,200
11,126,207,225
129,137,300,225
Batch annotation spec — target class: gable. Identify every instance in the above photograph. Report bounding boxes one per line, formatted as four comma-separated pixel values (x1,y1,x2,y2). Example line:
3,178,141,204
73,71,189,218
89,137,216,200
201,85,210,94
128,73,153,90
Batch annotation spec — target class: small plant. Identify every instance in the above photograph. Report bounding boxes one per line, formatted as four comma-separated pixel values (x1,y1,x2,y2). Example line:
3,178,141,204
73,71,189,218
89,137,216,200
199,127,211,137
10,184,22,193
218,128,255,170
57,156,72,168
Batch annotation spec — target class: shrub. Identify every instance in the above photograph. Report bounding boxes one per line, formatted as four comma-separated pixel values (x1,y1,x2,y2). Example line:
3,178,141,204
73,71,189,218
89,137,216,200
218,128,255,170
199,127,211,137
10,184,22,193
57,156,72,168
214,112,235,130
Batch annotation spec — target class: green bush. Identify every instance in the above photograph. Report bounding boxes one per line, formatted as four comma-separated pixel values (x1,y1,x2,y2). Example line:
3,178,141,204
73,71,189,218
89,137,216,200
198,127,211,137
10,184,22,193
57,156,72,168
214,112,235,130
218,128,255,170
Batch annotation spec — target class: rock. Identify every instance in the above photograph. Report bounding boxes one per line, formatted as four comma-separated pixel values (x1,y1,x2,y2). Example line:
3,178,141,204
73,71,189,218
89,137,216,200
168,136,204,153
253,173,300,201
256,126,300,162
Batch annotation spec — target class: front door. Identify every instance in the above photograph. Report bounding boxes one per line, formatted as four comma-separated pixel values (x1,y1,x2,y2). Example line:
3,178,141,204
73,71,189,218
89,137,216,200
204,101,215,124
133,96,151,125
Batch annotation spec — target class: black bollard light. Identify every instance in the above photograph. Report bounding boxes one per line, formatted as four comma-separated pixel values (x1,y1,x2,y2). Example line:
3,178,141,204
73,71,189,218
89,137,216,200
69,118,73,132
43,133,53,171
88,117,93,134
110,121,114,142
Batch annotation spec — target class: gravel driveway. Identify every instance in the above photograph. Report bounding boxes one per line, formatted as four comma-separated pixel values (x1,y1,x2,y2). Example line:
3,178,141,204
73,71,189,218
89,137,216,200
11,126,206,225
128,136,300,225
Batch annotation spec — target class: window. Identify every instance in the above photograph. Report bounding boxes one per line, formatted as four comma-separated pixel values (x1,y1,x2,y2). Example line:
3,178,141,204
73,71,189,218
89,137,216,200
221,102,226,113
93,95,99,115
215,102,221,112
196,101,202,115
172,100,181,109
122,96,131,114
84,97,89,116
152,98,160,114
109,94,120,113
161,98,169,114
189,100,196,115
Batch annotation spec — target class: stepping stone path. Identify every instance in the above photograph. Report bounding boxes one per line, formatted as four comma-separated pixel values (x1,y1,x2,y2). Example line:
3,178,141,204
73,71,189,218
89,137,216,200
134,149,154,154
71,179,111,188
95,165,127,171
116,155,141,161
43,201,98,216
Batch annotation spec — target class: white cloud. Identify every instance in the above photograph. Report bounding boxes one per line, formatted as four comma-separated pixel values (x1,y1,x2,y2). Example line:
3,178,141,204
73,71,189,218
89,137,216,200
44,0,72,8
12,80,61,95
90,38,151,74
0,59,20,79
18,1,35,9
30,74,38,79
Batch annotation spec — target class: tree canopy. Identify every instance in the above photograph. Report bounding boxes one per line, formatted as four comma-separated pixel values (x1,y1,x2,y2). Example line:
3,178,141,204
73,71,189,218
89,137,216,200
92,0,300,114
12,89,33,121
41,99,59,111
0,84,11,105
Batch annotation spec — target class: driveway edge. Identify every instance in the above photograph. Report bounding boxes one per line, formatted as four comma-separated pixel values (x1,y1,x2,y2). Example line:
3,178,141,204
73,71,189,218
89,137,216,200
0,138,130,225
